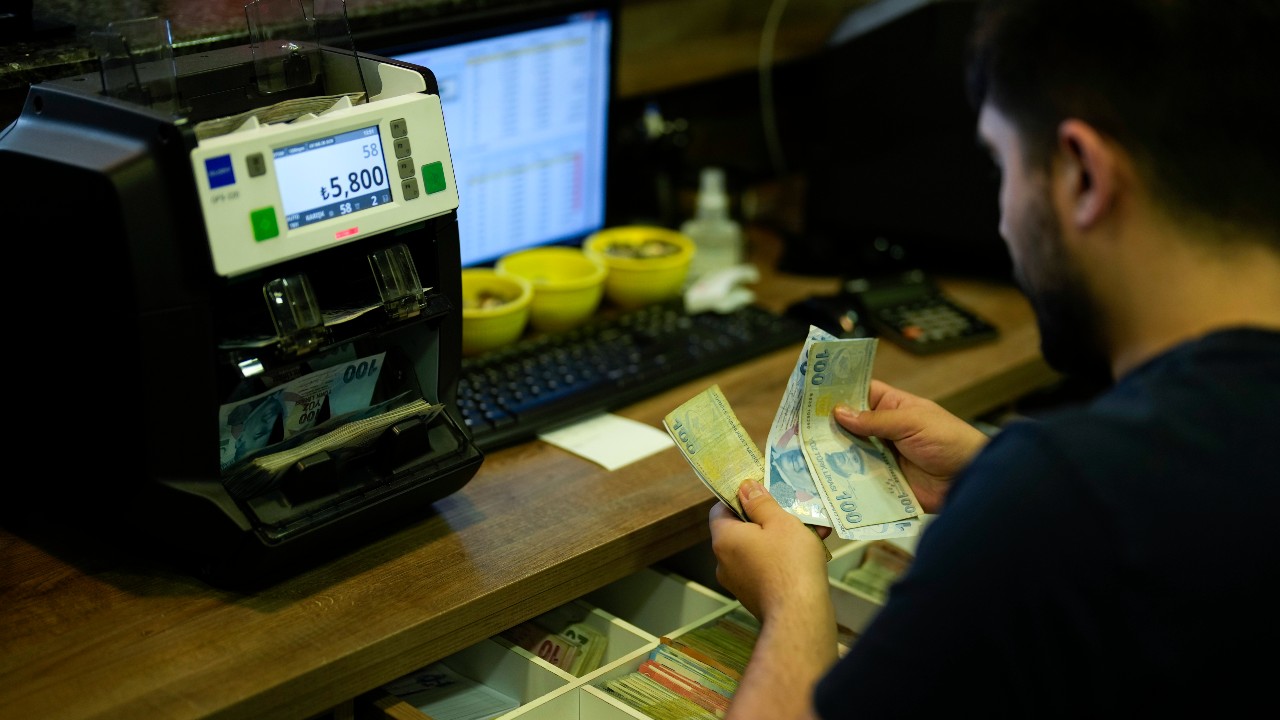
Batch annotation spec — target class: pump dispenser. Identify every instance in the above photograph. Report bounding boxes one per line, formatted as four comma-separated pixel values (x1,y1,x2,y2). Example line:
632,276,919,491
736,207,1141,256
681,167,745,281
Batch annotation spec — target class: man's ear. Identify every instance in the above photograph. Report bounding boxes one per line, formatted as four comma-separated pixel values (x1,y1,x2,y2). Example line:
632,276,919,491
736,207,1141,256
1056,119,1119,229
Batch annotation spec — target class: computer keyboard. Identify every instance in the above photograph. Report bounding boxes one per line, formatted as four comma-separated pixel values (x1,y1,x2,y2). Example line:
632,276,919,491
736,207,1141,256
457,301,809,452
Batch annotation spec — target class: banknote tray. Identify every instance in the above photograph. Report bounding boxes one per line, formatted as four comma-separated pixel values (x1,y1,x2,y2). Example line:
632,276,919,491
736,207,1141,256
578,575,884,718
359,559,891,719
242,411,470,538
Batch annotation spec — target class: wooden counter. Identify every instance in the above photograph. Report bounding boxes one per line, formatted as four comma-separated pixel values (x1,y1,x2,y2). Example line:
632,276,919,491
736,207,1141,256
0,229,1057,720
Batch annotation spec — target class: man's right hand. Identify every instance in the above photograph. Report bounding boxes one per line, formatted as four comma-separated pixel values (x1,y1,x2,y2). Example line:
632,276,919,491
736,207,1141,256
833,379,990,513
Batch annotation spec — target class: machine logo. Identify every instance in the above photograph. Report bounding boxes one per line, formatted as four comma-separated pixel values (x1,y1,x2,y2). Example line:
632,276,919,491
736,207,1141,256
205,155,236,189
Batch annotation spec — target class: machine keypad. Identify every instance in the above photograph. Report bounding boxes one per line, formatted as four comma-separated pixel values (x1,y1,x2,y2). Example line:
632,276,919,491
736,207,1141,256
395,118,419,199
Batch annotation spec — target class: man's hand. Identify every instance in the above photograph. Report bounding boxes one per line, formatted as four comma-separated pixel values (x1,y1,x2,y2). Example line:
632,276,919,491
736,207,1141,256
834,379,989,513
709,479,832,624
709,480,836,720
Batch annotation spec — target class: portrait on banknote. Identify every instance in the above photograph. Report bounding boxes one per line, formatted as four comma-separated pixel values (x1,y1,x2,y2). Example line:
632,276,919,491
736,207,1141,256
221,390,286,468
768,447,828,523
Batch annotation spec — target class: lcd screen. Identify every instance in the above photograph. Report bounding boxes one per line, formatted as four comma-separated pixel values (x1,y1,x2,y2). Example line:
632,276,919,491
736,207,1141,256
275,124,393,230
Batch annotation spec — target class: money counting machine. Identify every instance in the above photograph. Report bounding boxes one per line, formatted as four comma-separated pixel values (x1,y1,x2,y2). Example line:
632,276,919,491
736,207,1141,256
0,12,483,585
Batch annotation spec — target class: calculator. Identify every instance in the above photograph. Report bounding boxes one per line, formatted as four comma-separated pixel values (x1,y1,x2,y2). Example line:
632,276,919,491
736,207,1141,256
841,269,999,354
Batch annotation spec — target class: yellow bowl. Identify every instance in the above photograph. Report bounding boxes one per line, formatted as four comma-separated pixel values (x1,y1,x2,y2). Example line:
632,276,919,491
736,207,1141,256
460,269,533,356
584,226,695,309
495,246,607,332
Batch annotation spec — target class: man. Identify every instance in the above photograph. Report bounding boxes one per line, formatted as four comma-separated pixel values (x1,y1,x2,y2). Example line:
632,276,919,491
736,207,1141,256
708,0,1280,717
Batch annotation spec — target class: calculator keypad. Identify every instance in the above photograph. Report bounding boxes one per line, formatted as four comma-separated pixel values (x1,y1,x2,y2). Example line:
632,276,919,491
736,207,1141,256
872,295,997,353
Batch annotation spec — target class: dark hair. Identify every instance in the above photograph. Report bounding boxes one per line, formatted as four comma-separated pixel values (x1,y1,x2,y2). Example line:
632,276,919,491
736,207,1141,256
965,0,1280,245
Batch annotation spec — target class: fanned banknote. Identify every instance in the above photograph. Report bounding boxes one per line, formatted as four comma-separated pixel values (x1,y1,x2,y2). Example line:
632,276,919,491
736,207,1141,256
663,384,763,521
666,333,922,549
764,325,840,527
799,339,922,539
665,384,833,561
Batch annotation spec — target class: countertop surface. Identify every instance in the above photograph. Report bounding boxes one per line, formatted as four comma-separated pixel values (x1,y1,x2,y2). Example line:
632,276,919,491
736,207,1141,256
0,225,1057,720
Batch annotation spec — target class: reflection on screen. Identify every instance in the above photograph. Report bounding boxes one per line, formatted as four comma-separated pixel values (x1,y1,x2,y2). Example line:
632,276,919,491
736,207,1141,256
389,10,611,267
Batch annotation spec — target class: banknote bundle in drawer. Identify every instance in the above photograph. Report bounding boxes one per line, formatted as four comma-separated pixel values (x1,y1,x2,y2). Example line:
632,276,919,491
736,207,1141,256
362,540,911,719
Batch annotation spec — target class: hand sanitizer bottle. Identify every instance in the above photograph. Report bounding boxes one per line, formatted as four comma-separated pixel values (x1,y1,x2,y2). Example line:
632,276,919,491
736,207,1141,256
681,167,745,282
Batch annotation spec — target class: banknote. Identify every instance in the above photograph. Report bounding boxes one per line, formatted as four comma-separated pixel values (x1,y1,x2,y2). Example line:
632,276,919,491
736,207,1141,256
218,352,386,469
765,325,839,527
663,384,763,521
502,620,580,672
799,339,922,539
562,622,608,676
223,397,444,498
193,92,368,140
599,673,720,720
666,384,834,561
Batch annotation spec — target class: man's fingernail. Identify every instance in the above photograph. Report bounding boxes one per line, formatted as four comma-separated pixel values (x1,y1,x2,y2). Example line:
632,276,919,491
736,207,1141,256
740,479,764,500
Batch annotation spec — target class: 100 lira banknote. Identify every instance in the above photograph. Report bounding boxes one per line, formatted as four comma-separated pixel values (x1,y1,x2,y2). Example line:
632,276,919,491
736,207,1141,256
764,325,841,526
663,384,762,521
798,339,922,540
665,383,834,560
667,332,922,543
217,352,386,469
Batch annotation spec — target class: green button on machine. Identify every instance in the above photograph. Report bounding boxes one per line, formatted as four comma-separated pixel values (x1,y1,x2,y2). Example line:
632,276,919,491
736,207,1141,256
422,161,447,194
251,207,279,241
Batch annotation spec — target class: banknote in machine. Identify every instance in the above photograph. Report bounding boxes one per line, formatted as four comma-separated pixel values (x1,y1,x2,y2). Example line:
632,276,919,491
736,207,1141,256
217,352,387,469
222,397,443,498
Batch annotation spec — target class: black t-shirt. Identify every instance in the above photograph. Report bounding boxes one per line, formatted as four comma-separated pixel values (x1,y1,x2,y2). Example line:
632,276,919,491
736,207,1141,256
814,329,1280,717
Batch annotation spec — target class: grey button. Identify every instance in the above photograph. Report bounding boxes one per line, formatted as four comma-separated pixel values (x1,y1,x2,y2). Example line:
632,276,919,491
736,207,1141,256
390,118,408,138
246,153,267,177
397,157,415,179
401,178,420,200
394,137,412,158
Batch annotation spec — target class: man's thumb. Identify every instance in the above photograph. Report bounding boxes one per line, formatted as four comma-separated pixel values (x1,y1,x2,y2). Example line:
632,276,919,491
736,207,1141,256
836,404,892,440
737,479,779,523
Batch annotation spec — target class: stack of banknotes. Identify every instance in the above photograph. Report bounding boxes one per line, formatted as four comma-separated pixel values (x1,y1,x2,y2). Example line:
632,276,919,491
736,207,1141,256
193,92,368,140
841,540,915,603
501,605,609,677
664,329,923,543
597,606,759,719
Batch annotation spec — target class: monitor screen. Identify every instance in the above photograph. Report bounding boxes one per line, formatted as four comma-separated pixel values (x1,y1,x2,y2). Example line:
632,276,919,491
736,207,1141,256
377,5,613,267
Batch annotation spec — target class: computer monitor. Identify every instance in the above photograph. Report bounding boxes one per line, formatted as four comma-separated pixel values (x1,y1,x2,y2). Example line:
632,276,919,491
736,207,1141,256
366,1,616,268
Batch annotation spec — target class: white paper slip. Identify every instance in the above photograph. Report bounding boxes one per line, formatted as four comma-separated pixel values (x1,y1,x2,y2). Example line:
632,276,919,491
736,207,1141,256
539,413,675,471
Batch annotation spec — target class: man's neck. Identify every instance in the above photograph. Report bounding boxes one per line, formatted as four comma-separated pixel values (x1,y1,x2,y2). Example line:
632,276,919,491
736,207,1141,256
1107,230,1280,377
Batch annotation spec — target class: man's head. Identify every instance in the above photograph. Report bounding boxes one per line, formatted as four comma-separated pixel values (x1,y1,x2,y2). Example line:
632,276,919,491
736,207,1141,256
965,0,1280,378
